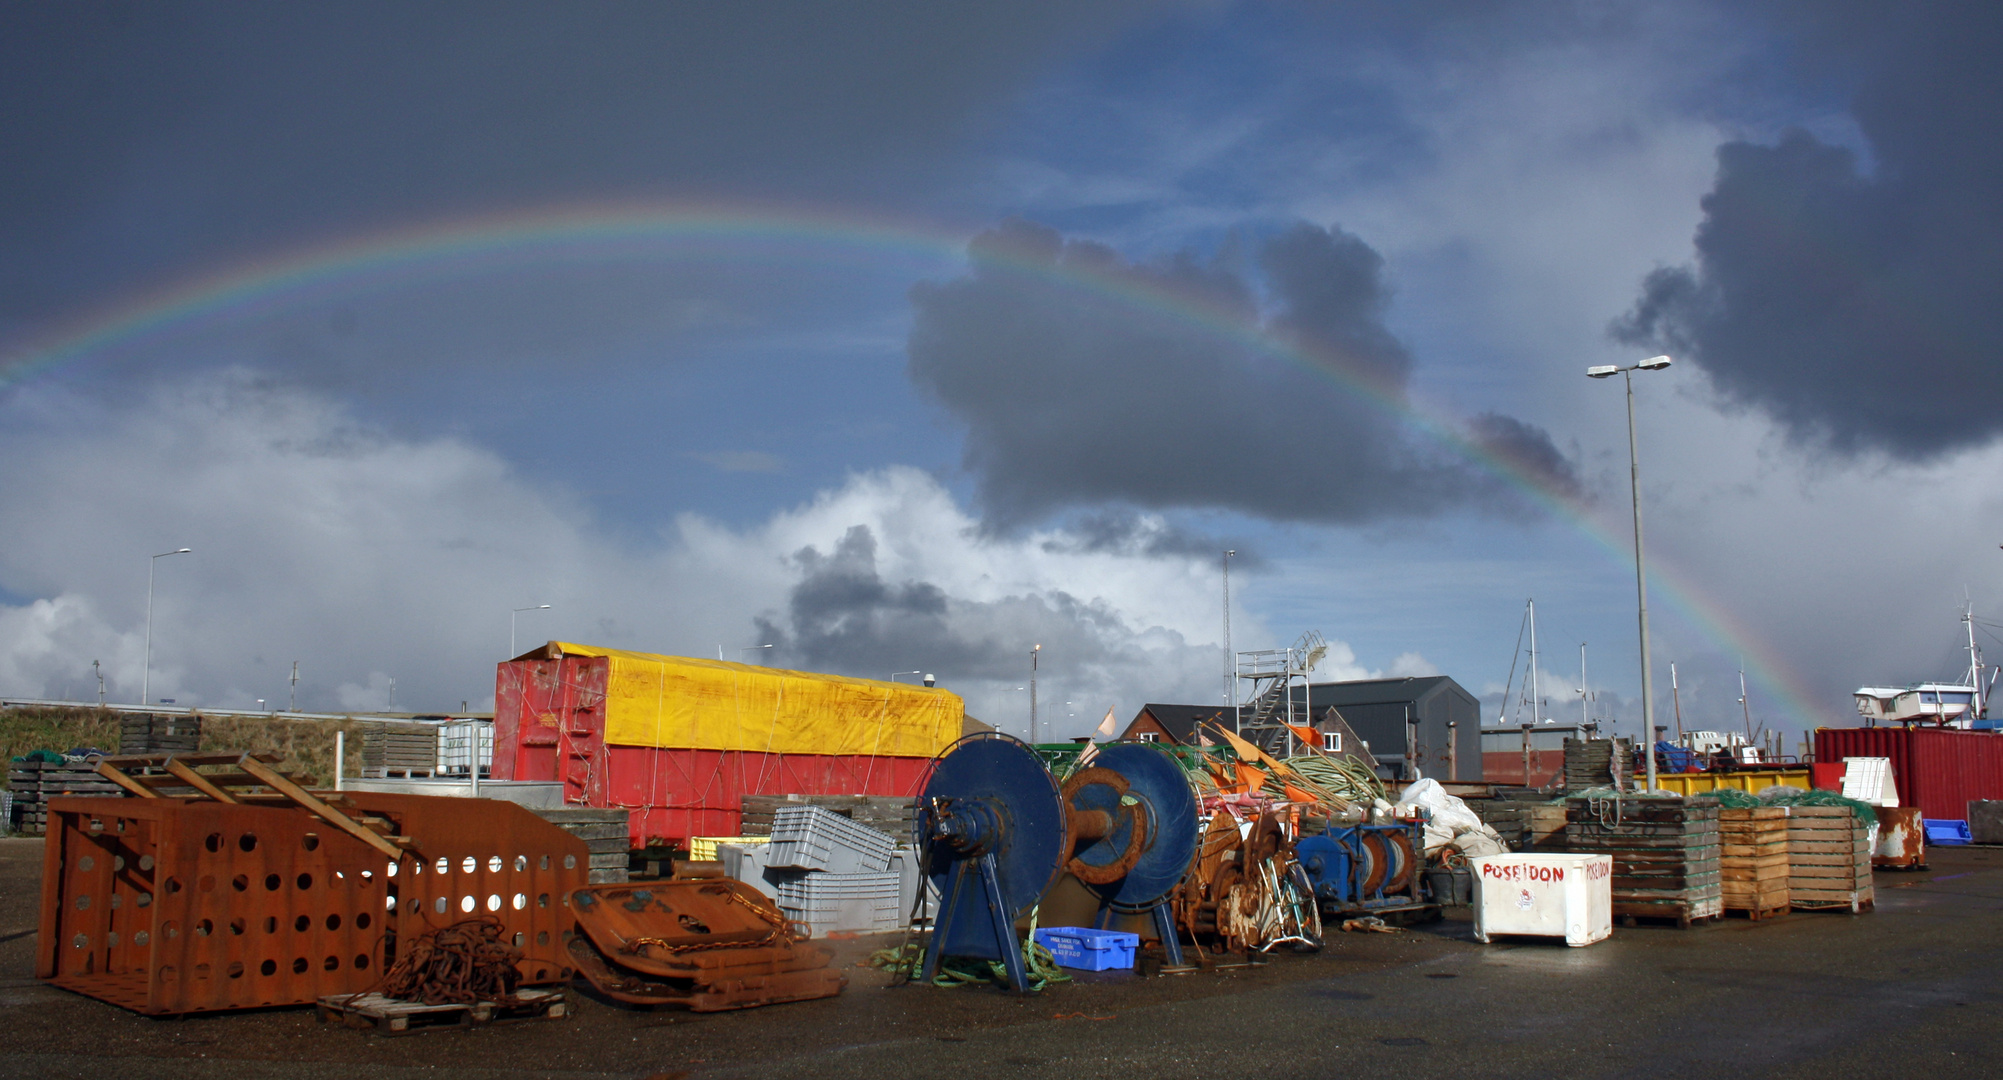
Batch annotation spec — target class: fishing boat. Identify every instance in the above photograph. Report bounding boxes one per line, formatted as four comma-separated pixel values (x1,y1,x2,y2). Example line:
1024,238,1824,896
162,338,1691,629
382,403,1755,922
1854,605,1994,727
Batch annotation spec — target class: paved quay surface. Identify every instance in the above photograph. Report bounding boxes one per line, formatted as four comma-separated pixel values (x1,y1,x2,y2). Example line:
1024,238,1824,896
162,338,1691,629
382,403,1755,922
0,836,1998,1079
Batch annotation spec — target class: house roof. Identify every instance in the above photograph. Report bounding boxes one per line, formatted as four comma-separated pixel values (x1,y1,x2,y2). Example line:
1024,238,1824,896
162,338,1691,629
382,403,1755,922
1310,676,1463,706
1126,703,1230,744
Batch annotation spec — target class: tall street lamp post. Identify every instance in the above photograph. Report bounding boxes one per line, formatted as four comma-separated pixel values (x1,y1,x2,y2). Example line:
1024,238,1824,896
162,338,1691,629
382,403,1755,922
142,548,192,706
1223,550,1237,732
511,604,551,657
1588,354,1672,794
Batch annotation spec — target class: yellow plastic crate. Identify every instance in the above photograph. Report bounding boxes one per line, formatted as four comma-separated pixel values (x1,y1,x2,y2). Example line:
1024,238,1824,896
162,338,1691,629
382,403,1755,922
688,836,765,862
1654,770,1811,797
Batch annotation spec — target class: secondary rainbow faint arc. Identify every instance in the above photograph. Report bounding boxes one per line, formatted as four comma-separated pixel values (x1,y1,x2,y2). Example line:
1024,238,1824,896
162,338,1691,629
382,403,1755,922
0,199,1829,727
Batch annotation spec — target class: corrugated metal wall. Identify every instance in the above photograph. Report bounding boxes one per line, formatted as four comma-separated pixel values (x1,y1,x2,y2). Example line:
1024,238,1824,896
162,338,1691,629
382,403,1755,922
1815,727,2003,819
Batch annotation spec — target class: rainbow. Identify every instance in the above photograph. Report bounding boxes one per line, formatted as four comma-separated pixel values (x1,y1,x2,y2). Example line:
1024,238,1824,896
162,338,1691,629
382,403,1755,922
0,197,1832,729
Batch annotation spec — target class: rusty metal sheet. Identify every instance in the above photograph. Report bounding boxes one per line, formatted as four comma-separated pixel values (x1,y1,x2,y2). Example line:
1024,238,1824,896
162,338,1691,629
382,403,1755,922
38,790,588,1014
566,880,844,1011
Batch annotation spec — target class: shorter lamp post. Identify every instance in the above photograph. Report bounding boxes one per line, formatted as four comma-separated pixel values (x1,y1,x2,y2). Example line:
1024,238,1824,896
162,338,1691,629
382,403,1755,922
142,548,192,706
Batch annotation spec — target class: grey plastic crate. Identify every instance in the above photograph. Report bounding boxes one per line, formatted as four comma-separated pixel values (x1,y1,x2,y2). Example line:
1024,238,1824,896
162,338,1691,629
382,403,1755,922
891,847,938,925
767,805,895,873
717,841,783,902
776,870,901,936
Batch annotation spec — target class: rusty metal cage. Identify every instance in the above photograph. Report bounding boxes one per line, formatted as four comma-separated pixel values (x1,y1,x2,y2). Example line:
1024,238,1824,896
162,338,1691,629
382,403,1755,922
36,753,588,1015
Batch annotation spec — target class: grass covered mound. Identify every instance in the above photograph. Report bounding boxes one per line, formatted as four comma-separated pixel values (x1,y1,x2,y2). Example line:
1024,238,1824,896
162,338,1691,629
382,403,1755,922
0,706,369,788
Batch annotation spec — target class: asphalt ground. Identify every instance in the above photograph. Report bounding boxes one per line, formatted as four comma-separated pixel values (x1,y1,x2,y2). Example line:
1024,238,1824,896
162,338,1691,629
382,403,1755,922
1,837,1999,1079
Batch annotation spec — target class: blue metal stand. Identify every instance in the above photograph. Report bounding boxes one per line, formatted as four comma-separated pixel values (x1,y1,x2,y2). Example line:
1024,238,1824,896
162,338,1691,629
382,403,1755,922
924,849,1030,992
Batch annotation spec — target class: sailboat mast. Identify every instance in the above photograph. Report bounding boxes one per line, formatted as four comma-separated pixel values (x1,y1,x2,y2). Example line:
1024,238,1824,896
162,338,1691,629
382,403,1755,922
1671,661,1685,742
1529,599,1541,726
1580,643,1589,728
1739,668,1753,742
1966,601,1984,720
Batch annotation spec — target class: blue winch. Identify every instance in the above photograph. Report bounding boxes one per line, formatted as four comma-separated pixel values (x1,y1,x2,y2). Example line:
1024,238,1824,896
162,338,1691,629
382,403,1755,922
1294,819,1431,917
916,734,1196,991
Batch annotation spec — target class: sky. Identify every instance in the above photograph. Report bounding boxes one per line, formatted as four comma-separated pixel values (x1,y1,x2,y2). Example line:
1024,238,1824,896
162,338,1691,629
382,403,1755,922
4,1,2002,748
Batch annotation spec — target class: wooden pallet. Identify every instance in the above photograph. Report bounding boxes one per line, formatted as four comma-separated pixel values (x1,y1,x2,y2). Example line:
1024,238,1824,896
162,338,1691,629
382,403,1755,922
316,988,566,1034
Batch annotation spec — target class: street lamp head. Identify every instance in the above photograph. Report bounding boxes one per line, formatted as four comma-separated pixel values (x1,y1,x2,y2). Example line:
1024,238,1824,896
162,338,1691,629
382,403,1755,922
1638,355,1672,370
1586,365,1619,379
173,548,191,554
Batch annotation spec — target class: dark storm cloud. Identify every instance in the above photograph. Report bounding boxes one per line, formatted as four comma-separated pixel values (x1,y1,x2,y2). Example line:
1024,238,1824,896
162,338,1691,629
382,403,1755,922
907,219,1572,525
1616,4,2003,458
1039,510,1262,566
754,523,1150,683
1468,413,1583,501
0,1,1144,330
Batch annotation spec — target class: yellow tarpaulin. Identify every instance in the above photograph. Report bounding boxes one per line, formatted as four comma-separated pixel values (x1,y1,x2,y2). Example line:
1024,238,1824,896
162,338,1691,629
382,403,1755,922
550,642,962,758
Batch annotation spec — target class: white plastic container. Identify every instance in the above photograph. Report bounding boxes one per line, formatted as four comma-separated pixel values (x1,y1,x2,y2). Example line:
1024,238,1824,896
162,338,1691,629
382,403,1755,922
1470,853,1613,947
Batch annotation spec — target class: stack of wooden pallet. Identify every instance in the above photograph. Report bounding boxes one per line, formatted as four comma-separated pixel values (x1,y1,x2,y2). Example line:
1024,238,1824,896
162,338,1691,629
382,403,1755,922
359,722,439,778
117,712,201,755
530,807,630,884
1786,805,1874,913
1719,806,1790,919
1473,800,1569,852
7,758,123,835
1562,737,1634,791
1565,795,1721,927
739,794,915,841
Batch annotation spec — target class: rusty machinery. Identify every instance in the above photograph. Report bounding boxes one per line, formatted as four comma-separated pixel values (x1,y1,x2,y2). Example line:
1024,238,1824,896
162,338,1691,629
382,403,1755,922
37,752,587,1015
916,734,1197,991
1174,810,1324,954
565,880,845,1011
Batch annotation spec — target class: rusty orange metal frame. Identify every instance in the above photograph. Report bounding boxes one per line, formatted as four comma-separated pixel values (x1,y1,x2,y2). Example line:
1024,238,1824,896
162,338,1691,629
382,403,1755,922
39,753,591,1014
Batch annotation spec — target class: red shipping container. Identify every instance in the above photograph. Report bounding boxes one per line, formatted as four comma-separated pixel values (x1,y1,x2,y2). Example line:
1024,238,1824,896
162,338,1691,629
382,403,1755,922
1814,727,2003,820
494,645,956,849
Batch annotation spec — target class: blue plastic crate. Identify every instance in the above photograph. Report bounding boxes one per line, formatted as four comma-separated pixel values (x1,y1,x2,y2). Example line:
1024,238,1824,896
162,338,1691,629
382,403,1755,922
1924,819,1971,845
1032,927,1139,972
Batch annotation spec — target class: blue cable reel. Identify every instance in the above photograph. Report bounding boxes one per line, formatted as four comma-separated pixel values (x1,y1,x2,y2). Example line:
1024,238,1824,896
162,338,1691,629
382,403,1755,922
915,733,1067,993
1061,743,1197,967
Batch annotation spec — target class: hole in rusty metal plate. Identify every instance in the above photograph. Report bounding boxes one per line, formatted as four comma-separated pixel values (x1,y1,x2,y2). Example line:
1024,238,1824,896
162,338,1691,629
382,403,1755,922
323,956,339,972
204,834,223,853
302,833,320,851
356,912,371,929
259,959,277,977
294,915,310,932
297,873,313,890
326,914,342,931
79,857,94,872
226,962,243,979
238,834,258,853
354,954,370,970
264,874,282,892
291,957,308,974
231,875,248,892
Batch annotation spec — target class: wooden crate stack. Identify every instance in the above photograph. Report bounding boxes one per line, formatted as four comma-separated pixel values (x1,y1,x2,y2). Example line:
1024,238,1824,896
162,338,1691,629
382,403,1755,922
1565,796,1721,927
1562,737,1633,791
117,712,201,755
1473,800,1568,852
1786,805,1874,913
739,794,915,841
1719,807,1790,919
7,758,123,835
359,722,439,778
529,807,630,884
